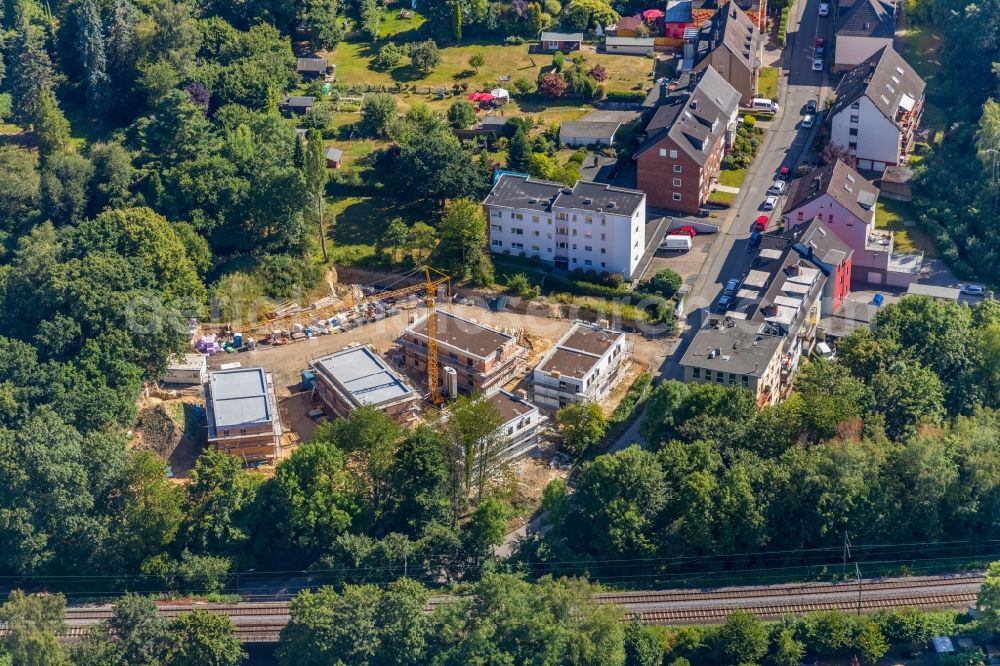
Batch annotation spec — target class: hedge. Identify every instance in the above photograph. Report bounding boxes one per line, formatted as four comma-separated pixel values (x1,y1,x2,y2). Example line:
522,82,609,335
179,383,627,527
603,90,646,102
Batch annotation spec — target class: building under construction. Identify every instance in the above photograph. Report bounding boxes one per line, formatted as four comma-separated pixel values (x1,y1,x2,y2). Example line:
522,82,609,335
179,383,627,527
204,367,282,464
403,309,527,396
309,345,421,426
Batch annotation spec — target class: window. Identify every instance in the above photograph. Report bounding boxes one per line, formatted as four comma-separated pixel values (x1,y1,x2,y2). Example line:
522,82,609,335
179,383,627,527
673,164,682,173
704,370,712,382
600,262,605,268
556,241,567,249
848,142,858,150
669,149,678,158
600,248,606,254
532,230,540,237
584,259,592,266
512,242,524,250
729,373,737,385
491,210,502,218
585,216,593,223
490,224,501,232
531,244,540,251
851,101,860,109
572,258,577,264
584,232,592,239
557,212,568,220
850,114,859,123
672,178,682,187
512,227,524,235
672,192,682,201
741,375,749,388
659,148,667,157
512,213,523,220
584,245,592,252
491,239,502,247
692,367,701,379
600,233,606,240
797,210,805,220
715,372,724,384
849,128,858,136
571,244,577,250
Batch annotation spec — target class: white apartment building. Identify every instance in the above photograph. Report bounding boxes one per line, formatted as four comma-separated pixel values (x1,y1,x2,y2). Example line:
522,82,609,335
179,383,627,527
532,322,631,410
828,47,925,172
482,175,647,280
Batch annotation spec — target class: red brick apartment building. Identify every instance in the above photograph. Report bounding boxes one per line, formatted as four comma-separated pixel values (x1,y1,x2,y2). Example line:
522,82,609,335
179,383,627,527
636,66,740,213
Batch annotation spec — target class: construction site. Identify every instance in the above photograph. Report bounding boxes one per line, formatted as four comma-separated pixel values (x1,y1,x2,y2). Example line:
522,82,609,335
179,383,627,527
132,268,667,519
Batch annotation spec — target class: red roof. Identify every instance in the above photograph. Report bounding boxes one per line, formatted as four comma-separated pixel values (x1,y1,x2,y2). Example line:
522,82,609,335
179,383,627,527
468,92,494,102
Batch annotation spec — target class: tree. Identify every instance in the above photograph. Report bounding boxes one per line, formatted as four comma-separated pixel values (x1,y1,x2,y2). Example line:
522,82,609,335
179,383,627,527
0,145,41,231
78,0,109,115
452,0,462,41
563,0,620,30
10,24,53,125
462,497,510,558
715,609,768,665
0,591,70,666
794,360,869,440
375,43,405,70
89,142,134,213
870,360,945,439
359,0,380,40
104,0,137,110
442,393,506,508
164,610,245,666
41,152,94,225
76,594,172,665
647,268,682,297
979,560,1000,633
468,48,485,73
771,626,806,666
447,99,477,129
436,198,494,285
390,130,489,207
408,39,441,74
556,401,608,456
303,128,329,260
360,93,399,138
975,98,1000,162
820,142,858,168
180,449,262,557
855,619,889,664
625,618,664,666
406,222,438,262
148,0,202,72
383,426,452,535
378,217,410,262
539,72,568,98
33,92,71,157
507,127,534,172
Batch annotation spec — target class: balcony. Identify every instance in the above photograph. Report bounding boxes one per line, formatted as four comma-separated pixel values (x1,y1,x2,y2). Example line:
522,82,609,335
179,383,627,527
865,229,894,253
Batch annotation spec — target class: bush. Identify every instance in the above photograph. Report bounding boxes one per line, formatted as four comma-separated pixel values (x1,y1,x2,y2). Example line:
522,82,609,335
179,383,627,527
513,77,535,95
0,93,14,122
447,100,477,129
604,90,646,102
504,35,525,45
552,50,565,71
645,268,682,298
374,43,404,70
609,372,653,427
504,273,541,300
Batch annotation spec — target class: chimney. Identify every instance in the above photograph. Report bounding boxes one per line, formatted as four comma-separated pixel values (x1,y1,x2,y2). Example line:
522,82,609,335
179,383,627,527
865,61,877,83
813,175,822,191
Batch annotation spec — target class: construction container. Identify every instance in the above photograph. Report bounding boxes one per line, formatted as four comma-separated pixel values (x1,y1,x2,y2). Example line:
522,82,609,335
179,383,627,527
301,369,316,390
443,366,458,398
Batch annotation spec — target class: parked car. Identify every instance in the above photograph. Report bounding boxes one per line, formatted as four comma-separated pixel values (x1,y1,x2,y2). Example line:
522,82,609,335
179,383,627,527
961,284,987,296
818,2,829,15
814,36,825,47
767,180,786,195
659,235,693,252
762,195,778,211
753,215,768,231
716,294,735,312
812,56,824,71
816,44,825,57
778,166,791,180
748,230,762,250
802,114,815,128
724,278,740,296
696,208,711,217
672,225,698,237
806,99,818,114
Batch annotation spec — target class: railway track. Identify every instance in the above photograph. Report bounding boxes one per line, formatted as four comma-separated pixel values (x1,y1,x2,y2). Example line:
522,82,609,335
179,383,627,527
39,573,983,641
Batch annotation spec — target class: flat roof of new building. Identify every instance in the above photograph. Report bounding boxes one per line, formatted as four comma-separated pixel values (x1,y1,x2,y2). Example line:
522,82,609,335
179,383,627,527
168,353,206,372
208,367,272,428
489,390,538,424
312,345,416,408
680,318,783,376
536,323,626,379
408,309,515,359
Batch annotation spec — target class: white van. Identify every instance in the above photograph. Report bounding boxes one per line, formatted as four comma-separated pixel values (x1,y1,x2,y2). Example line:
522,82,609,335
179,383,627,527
751,98,779,114
659,235,692,252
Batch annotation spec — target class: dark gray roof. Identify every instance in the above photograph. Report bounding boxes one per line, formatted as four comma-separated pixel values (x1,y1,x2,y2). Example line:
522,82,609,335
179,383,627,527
784,160,879,223
636,67,739,166
791,217,853,267
484,174,645,216
554,180,646,216
483,174,562,211
681,318,783,376
296,57,328,73
836,0,895,38
693,2,760,74
325,146,343,162
829,47,925,130
560,120,622,140
284,95,315,107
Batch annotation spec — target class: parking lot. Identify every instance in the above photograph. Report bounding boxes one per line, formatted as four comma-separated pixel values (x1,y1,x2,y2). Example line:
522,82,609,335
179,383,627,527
641,231,716,290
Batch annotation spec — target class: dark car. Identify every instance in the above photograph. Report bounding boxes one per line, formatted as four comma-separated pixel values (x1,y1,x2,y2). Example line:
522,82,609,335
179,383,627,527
806,99,818,114
696,208,711,217
716,294,736,312
724,278,740,296
748,230,762,250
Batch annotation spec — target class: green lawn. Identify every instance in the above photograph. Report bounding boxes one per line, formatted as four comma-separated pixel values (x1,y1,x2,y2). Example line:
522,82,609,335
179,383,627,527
718,168,748,188
707,190,737,205
901,24,945,131
875,198,940,258
758,67,779,100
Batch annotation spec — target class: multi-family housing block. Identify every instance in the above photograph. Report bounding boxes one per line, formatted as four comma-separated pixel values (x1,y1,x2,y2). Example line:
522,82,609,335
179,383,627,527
482,175,647,279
